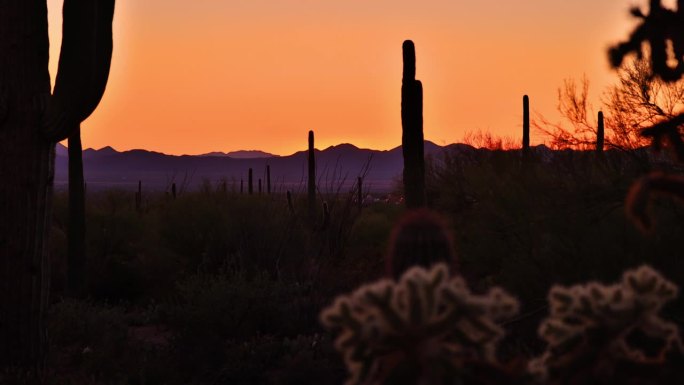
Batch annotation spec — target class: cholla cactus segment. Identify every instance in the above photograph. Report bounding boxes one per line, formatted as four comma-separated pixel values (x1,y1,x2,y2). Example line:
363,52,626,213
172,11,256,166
529,265,682,383
320,263,519,385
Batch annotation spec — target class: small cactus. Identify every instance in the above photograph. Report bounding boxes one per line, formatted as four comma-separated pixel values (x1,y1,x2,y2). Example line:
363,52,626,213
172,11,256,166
267,165,272,194
596,111,605,153
308,130,316,217
171,182,177,199
248,168,253,195
321,263,519,385
523,95,530,159
529,265,682,383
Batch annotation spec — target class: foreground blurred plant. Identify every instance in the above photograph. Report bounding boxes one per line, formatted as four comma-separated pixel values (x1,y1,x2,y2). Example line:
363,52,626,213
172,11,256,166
529,265,682,384
320,263,519,385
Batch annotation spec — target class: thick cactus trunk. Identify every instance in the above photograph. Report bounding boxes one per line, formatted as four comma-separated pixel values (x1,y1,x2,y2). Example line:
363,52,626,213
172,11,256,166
67,127,86,297
401,40,425,208
0,0,52,375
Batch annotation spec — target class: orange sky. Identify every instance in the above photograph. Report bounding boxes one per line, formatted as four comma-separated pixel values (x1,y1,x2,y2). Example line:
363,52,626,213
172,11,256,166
47,0,659,156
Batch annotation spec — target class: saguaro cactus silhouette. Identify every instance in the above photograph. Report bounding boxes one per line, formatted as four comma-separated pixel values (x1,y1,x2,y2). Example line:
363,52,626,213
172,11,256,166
401,40,425,208
0,0,116,374
597,111,605,153
522,95,530,158
266,165,271,194
308,130,316,217
248,168,254,195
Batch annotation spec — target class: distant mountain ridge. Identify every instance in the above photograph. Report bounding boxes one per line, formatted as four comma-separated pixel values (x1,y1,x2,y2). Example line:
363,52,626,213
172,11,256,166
53,141,457,192
198,150,276,159
52,141,563,192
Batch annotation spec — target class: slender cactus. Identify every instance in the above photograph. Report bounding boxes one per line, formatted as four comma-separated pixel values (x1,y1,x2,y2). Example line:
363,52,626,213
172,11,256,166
523,95,530,159
248,168,253,195
67,132,86,297
308,130,316,217
401,40,426,208
171,182,177,199
240,179,244,194
258,178,262,194
597,111,605,153
266,165,271,194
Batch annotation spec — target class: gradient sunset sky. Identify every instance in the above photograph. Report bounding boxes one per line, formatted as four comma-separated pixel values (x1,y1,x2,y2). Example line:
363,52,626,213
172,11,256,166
47,0,658,156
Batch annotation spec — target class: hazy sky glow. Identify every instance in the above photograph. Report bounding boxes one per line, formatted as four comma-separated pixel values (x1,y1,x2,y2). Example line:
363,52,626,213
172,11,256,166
47,0,662,155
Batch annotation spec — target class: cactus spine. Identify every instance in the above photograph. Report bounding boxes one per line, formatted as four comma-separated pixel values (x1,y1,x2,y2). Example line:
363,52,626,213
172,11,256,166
308,130,316,217
401,40,426,208
597,111,605,153
248,168,253,195
0,0,115,372
523,95,530,159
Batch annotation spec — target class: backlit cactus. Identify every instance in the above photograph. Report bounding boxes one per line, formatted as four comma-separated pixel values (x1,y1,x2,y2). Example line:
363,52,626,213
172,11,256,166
0,0,116,372
308,130,316,217
401,40,426,208
523,95,530,159
596,111,604,153
529,265,682,384
248,168,253,195
320,263,519,385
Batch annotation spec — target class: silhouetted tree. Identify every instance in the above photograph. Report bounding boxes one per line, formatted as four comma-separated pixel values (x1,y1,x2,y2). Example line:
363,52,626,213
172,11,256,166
0,0,115,376
534,59,684,151
612,0,684,229
609,0,684,158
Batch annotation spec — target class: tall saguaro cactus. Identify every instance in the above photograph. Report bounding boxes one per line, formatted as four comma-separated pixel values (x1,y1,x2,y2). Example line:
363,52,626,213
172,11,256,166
523,95,530,158
401,40,425,208
597,111,605,153
308,130,316,217
0,0,116,374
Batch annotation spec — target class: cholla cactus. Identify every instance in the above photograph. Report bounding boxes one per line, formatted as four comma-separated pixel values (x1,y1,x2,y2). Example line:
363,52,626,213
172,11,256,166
529,265,682,384
320,263,519,385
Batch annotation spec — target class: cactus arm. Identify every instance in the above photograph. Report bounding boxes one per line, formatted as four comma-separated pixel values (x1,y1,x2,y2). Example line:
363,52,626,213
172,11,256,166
42,0,115,142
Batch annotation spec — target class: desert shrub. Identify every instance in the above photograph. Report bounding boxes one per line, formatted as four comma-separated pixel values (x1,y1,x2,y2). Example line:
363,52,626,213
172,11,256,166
207,334,344,385
48,299,131,382
163,272,316,379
